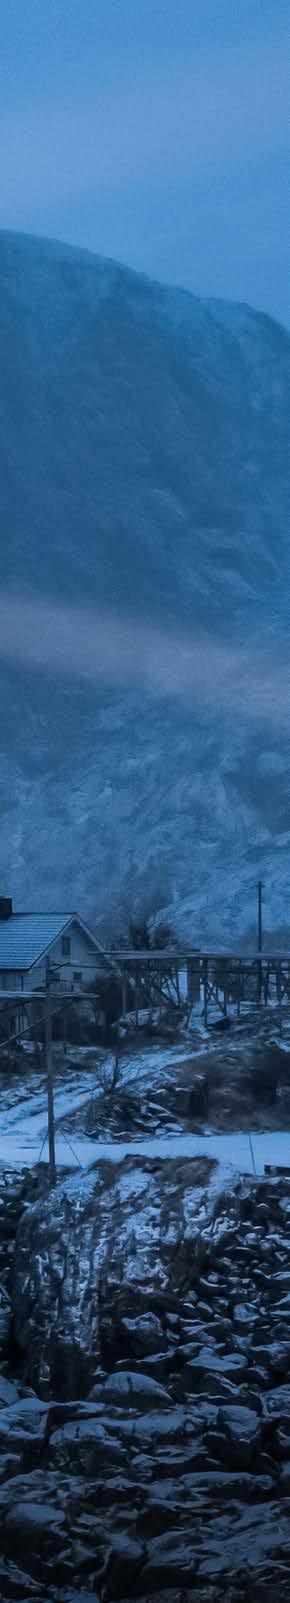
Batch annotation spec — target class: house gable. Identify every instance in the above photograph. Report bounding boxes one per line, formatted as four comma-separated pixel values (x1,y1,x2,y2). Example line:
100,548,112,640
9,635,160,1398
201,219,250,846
0,913,111,984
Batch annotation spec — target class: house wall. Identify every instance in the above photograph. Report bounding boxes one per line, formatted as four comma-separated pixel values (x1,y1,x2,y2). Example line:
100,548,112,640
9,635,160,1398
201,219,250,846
32,922,103,991
0,922,105,994
0,971,24,991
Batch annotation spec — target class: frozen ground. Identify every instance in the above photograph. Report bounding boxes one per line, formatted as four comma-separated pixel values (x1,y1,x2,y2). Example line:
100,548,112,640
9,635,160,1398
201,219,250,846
0,1074,289,1175
0,1028,289,1172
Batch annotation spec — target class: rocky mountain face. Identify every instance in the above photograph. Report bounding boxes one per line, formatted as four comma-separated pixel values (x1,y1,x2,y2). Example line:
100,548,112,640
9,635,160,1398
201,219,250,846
0,230,289,939
0,1159,289,1598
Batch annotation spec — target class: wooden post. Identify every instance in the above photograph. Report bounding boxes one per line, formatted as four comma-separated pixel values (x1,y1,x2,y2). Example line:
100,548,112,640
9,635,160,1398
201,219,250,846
204,960,208,1027
187,960,200,1007
257,880,263,953
187,960,200,1009
237,963,241,1018
263,966,270,1005
135,985,139,1029
45,973,56,1186
257,880,263,1005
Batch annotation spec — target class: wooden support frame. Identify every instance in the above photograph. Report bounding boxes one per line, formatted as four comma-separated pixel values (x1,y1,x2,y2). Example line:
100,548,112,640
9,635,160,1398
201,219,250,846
103,948,290,1027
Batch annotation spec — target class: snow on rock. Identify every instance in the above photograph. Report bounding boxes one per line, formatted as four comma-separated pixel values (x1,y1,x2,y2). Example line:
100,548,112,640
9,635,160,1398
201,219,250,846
12,1154,219,1395
1,1167,290,1596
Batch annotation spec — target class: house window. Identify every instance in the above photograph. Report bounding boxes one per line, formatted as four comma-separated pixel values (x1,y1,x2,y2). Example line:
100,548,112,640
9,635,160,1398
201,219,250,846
61,936,71,958
73,970,82,983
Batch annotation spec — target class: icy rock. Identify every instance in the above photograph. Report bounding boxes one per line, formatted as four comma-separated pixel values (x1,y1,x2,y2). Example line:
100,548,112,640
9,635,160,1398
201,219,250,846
113,1405,188,1442
275,1426,290,1459
183,1345,248,1383
0,1558,46,1598
233,1302,259,1328
196,1500,290,1577
49,1417,127,1471
120,1313,163,1354
0,1398,48,1453
0,1375,20,1407
215,1404,262,1469
0,1479,66,1559
272,1293,290,1313
246,1340,290,1378
4,1500,65,1541
182,1468,274,1501
175,1367,243,1403
105,1534,145,1596
118,1349,175,1381
275,1272,290,1293
264,1343,290,1376
263,1385,290,1423
138,1530,198,1589
246,1364,270,1389
196,1301,213,1318
103,1370,171,1408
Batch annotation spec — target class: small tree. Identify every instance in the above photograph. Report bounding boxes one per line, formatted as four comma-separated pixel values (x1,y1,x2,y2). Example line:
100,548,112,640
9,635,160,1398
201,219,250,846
129,918,151,950
96,1054,122,1098
151,921,176,950
129,917,176,951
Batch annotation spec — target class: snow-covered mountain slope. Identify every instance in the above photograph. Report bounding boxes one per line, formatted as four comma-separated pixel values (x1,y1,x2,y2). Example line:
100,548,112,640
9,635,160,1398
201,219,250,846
0,232,289,942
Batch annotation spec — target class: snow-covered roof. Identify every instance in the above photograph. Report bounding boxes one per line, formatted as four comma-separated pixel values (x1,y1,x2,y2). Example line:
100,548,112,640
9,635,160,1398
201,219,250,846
0,913,107,971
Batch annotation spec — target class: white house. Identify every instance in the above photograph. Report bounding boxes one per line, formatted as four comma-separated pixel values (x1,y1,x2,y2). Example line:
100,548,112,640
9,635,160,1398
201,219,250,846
0,898,111,995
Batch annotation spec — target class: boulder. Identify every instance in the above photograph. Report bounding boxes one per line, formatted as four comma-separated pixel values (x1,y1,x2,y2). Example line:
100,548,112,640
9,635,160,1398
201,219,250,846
49,1416,127,1472
105,1534,145,1598
215,1404,262,1469
0,1375,20,1407
136,1530,198,1590
233,1302,259,1328
263,1386,290,1424
103,1371,171,1409
120,1313,163,1354
184,1345,248,1382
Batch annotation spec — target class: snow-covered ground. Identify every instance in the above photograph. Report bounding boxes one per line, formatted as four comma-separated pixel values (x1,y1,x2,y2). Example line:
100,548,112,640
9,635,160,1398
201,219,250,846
0,1036,289,1173
0,1069,289,1175
38,1128,290,1176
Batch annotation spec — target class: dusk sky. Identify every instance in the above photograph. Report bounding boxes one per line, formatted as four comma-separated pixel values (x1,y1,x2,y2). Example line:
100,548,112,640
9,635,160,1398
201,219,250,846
1,0,289,323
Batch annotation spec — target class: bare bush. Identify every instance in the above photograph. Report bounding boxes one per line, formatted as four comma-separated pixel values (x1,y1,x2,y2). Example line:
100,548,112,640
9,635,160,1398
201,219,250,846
95,1054,123,1099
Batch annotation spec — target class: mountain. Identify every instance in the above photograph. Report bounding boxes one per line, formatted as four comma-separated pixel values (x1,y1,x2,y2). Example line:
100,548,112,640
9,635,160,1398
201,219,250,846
0,231,289,944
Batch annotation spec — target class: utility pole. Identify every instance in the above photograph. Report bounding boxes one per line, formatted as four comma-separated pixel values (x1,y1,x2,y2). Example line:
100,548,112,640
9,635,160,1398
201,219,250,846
257,880,263,1005
45,965,56,1185
257,880,263,953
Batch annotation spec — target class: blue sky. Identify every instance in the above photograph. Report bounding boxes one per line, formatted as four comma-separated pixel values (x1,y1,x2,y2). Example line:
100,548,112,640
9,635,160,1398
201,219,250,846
1,0,288,322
